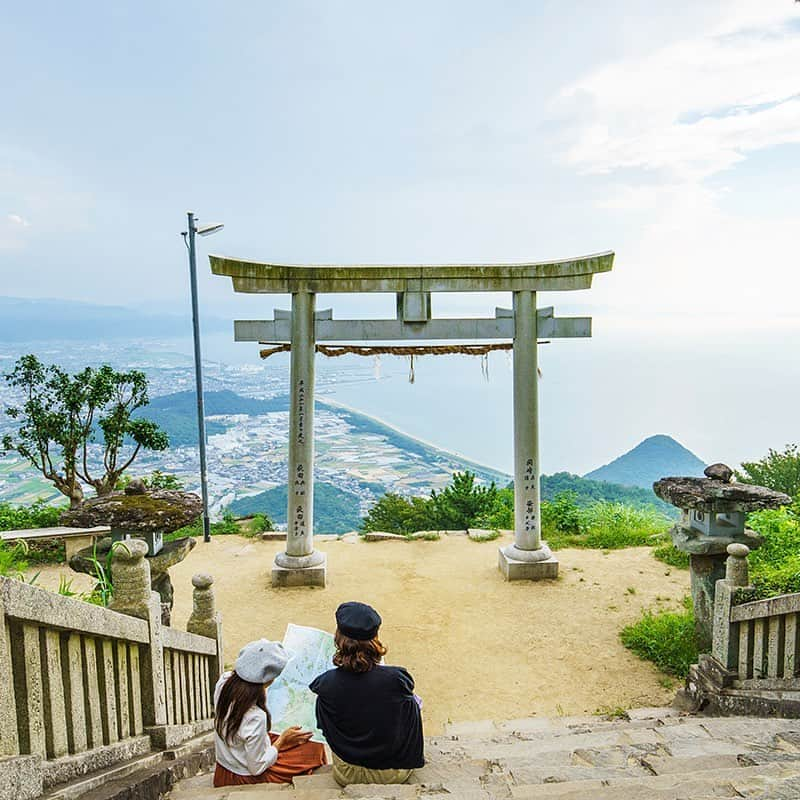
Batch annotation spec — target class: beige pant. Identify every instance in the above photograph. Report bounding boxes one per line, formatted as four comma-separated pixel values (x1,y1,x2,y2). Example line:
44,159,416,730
331,752,413,787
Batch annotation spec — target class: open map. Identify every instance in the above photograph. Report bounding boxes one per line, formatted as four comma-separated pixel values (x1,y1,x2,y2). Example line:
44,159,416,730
267,623,336,742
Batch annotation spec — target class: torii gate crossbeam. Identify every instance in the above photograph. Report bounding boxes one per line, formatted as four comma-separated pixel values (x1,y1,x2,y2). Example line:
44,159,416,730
210,251,614,586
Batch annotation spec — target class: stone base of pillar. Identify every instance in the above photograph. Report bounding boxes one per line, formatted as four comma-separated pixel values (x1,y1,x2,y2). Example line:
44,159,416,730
498,543,558,581
271,551,327,588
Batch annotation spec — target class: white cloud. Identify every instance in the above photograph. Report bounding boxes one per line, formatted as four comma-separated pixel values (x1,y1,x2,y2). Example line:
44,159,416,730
549,4,800,320
7,213,30,227
557,6,800,180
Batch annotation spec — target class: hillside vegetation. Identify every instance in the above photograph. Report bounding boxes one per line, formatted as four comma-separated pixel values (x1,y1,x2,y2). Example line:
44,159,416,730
136,390,287,446
542,472,675,516
623,443,800,678
228,481,363,534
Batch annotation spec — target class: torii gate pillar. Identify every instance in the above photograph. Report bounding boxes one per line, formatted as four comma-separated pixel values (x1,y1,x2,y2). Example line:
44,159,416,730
272,290,327,587
498,290,558,580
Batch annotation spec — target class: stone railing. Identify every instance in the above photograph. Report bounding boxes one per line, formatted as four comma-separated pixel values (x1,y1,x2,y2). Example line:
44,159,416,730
712,543,800,688
0,540,222,799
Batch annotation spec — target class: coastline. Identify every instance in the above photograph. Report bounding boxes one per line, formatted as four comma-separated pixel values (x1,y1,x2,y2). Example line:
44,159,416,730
317,395,512,484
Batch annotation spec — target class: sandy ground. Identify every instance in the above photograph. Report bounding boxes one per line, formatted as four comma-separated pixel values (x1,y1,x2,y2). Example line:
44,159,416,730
30,533,689,733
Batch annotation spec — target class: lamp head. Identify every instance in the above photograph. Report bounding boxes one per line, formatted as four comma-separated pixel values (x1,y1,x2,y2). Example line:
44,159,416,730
196,222,224,237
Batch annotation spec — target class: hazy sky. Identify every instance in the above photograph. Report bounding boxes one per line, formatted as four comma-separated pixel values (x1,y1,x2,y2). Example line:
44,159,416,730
2,2,799,470
3,2,798,322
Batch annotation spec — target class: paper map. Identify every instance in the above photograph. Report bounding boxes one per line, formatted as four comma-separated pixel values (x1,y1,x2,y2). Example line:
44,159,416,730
267,623,336,742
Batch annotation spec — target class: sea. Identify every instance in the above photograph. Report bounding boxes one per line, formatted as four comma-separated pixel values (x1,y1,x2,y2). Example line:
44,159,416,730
2,313,798,477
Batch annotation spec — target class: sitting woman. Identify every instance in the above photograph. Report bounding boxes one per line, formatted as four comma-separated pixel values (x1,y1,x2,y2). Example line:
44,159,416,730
213,639,327,786
310,601,424,786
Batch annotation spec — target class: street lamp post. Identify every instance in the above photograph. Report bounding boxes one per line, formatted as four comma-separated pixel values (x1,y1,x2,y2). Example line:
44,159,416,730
182,212,224,543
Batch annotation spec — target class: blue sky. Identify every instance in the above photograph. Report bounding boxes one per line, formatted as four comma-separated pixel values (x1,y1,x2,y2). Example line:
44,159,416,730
1,2,799,471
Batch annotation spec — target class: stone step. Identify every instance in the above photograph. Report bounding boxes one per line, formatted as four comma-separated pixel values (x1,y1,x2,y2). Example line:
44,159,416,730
163,712,800,800
445,710,687,740
508,760,800,799
169,783,291,799
45,732,215,800
433,719,800,763
44,750,169,800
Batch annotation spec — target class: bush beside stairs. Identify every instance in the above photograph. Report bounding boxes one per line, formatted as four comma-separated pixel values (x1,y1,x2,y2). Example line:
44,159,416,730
162,708,800,800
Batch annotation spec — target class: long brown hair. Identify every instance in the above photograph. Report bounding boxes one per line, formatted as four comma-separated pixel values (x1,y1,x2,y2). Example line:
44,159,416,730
333,628,387,674
215,672,271,744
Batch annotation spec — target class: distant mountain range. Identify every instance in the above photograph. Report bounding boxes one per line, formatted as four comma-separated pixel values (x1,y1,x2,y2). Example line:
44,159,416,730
584,434,705,489
0,296,228,341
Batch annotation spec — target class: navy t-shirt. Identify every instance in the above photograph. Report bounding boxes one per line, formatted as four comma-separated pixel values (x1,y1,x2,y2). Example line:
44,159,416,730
309,665,424,770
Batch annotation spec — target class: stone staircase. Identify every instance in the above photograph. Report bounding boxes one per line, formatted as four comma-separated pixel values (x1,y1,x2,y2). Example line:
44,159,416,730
165,709,800,800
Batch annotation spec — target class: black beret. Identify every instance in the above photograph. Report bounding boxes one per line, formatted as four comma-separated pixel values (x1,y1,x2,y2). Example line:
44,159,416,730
336,601,382,641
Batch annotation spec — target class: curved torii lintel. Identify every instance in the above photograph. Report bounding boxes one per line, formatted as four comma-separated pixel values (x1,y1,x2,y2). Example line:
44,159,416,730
209,250,614,294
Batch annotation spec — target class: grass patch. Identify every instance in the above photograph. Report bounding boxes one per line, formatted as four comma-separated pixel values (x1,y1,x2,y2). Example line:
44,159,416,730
166,511,242,542
652,541,690,569
546,501,671,550
594,706,629,719
468,529,500,542
620,596,698,678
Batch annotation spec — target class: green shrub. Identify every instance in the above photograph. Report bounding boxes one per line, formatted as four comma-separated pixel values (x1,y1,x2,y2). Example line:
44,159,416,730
168,510,244,541
620,597,698,678
362,493,436,535
429,472,498,531
361,477,670,549
0,500,63,531
474,486,514,530
546,500,670,550
542,492,584,536
746,507,800,599
652,542,690,569
248,513,274,534
737,444,800,499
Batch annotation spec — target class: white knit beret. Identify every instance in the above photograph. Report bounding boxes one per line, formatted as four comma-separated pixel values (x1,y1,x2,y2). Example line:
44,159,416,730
234,639,290,684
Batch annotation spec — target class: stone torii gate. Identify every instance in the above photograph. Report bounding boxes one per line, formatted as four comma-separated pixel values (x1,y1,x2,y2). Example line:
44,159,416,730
210,251,614,587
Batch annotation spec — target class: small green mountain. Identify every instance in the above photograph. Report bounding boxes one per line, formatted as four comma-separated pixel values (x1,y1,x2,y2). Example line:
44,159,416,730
138,390,288,446
228,482,362,534
583,434,705,490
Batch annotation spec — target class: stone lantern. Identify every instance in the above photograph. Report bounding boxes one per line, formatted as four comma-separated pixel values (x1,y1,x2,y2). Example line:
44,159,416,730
653,463,791,650
61,480,203,624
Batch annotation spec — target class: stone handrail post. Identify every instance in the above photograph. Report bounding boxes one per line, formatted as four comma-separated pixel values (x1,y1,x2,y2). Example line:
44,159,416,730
108,539,166,729
187,573,224,683
109,539,151,619
712,543,751,670
725,542,750,587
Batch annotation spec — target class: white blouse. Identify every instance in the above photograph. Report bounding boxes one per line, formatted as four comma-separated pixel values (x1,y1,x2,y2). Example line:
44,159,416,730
213,672,278,776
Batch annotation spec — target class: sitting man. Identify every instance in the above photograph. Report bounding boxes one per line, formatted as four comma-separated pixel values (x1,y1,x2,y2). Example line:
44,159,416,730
309,601,424,786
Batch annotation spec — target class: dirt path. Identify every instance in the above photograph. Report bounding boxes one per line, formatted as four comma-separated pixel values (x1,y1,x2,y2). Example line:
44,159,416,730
30,533,688,733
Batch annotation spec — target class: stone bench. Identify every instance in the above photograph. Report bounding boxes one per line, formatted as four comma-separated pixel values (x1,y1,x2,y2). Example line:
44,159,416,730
0,526,110,561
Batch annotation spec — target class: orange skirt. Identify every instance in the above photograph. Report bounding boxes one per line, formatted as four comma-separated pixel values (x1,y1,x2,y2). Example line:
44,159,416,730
213,733,327,786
